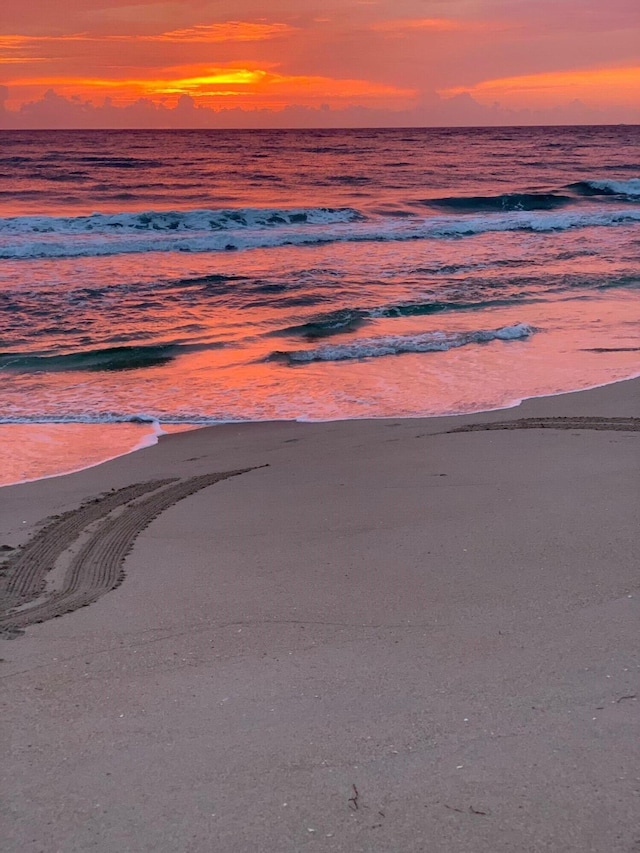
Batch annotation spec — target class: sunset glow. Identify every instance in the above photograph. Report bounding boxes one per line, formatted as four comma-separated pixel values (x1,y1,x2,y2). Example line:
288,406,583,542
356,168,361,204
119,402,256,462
442,66,640,108
7,68,413,110
1,0,638,127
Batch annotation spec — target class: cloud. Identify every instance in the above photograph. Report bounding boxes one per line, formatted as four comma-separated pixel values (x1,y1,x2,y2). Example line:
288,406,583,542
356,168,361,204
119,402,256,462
372,18,465,33
371,17,496,34
137,21,296,42
0,21,296,54
441,65,640,108
5,66,415,109
0,86,634,130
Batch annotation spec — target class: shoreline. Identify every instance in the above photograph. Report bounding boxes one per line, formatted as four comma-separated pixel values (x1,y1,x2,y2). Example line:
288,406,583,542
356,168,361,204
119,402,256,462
3,369,640,489
2,372,639,601
2,372,639,852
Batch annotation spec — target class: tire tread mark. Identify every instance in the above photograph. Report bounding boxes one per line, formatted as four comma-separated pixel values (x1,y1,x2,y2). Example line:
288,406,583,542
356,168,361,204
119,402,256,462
448,416,640,434
0,479,177,610
1,469,255,630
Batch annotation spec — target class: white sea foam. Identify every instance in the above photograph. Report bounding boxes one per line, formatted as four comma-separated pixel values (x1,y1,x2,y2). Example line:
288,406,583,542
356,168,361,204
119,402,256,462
1,207,639,260
0,207,362,234
583,178,640,197
271,323,534,364
0,412,237,425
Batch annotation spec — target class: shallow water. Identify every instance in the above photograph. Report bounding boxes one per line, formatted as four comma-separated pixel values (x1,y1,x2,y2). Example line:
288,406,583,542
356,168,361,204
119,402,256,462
1,126,639,485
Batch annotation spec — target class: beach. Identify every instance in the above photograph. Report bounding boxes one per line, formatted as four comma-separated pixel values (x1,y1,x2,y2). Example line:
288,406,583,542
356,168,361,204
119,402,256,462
2,378,639,852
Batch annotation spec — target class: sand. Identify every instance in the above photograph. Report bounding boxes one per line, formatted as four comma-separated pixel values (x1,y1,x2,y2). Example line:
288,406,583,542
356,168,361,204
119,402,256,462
1,379,639,852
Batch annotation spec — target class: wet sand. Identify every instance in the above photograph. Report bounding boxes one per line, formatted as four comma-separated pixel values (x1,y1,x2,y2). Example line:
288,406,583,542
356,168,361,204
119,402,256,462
2,379,640,852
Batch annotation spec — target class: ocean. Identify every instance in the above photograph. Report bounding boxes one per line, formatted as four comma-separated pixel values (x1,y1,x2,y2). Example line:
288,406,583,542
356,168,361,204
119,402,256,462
1,125,639,485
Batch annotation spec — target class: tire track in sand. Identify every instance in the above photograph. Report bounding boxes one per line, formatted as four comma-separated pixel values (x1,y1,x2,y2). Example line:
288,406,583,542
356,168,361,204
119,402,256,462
1,468,259,634
447,416,640,434
1,479,176,609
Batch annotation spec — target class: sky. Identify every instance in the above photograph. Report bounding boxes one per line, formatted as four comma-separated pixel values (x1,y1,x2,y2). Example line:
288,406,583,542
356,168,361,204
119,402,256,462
1,0,639,128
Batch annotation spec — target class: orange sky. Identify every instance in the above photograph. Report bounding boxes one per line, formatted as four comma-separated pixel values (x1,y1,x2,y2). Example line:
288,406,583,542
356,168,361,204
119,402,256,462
1,0,639,127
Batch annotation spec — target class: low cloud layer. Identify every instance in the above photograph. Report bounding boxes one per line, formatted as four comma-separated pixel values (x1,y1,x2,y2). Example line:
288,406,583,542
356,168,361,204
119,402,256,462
1,88,634,129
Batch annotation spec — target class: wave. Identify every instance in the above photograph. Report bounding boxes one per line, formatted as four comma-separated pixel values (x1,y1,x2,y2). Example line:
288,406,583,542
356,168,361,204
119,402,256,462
0,413,164,425
278,309,368,338
277,298,527,339
0,412,246,426
0,206,363,235
173,272,247,289
0,342,220,373
267,323,534,364
49,155,167,169
2,206,639,260
369,298,529,319
424,193,573,213
321,175,373,185
569,178,640,198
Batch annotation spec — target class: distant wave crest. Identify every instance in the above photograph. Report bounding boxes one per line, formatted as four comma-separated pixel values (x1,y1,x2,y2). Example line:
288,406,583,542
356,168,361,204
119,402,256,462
268,323,534,364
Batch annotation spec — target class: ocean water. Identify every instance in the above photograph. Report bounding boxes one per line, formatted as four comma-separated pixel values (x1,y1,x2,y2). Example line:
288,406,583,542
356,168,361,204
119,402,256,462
1,126,639,485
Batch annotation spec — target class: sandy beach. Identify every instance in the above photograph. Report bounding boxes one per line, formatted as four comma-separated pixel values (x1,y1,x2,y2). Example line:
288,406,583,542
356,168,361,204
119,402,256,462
2,379,639,853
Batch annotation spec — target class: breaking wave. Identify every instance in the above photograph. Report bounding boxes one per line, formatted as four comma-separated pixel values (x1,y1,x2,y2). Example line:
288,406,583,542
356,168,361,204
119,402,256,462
268,323,534,364
0,206,363,235
2,205,639,259
277,298,526,339
569,178,640,198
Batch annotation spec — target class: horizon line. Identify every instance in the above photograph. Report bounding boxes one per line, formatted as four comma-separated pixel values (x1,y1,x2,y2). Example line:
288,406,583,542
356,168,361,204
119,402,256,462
0,122,638,132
